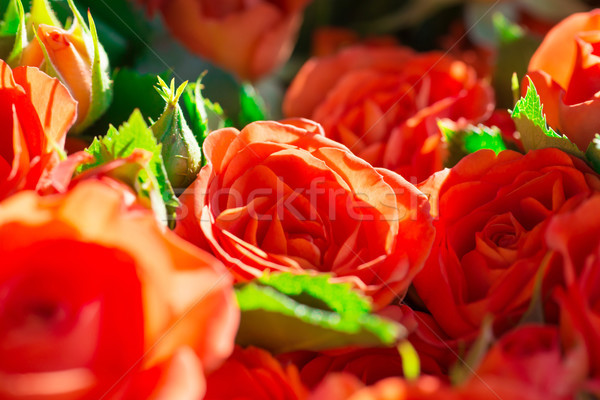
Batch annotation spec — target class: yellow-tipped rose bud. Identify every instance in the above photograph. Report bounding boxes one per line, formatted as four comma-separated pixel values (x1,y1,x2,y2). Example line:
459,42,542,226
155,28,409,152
23,24,92,125
17,0,112,133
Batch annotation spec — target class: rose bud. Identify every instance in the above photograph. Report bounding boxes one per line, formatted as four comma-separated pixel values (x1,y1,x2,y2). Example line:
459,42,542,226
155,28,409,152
151,78,202,189
19,0,112,133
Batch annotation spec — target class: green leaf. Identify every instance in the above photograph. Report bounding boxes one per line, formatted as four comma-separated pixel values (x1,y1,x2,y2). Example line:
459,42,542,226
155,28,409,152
235,272,406,354
441,120,507,167
80,109,179,226
237,82,268,128
586,134,600,174
511,79,584,158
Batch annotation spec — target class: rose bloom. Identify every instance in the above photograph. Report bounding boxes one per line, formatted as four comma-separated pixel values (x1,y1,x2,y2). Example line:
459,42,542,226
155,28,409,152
309,325,586,400
140,0,311,81
525,9,600,151
0,181,239,399
460,325,587,400
0,60,76,200
283,44,494,182
176,119,434,308
205,346,307,400
309,373,455,400
410,148,600,371
548,194,600,389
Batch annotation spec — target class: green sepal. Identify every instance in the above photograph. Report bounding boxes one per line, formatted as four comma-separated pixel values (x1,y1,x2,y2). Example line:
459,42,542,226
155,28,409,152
31,24,59,78
511,78,584,157
441,120,507,167
79,109,179,228
0,0,23,36
152,77,202,189
67,2,112,133
29,0,62,29
235,272,407,354
0,0,26,66
181,74,209,163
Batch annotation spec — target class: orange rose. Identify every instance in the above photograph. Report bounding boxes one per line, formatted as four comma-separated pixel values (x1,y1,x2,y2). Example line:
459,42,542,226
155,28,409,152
176,119,434,308
525,10,600,151
0,60,76,200
205,346,308,399
141,0,312,81
411,148,600,370
283,45,494,182
0,181,239,399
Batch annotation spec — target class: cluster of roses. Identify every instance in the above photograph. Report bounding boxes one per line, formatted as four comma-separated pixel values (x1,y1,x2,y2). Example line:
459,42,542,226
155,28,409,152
2,0,600,399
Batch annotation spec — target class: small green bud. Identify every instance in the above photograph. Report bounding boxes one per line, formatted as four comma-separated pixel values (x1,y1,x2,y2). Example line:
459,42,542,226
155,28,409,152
151,78,202,189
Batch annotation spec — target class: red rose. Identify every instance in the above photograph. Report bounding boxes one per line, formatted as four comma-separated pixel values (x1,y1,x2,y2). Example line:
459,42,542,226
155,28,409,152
0,60,76,200
547,194,600,386
176,119,434,307
205,346,308,400
411,148,600,370
460,325,587,400
283,45,494,181
525,10,600,151
140,0,312,81
0,182,239,399
308,374,454,400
